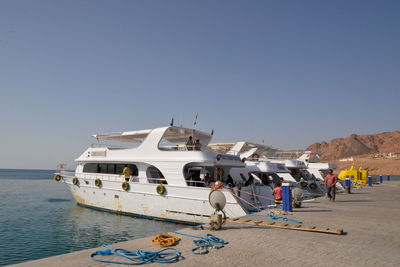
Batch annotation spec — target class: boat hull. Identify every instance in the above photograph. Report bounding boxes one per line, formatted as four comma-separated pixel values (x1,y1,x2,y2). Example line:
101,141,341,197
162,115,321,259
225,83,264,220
61,176,248,224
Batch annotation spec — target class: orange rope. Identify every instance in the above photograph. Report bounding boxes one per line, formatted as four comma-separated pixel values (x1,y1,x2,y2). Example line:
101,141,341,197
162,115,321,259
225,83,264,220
233,187,275,201
227,188,262,211
152,233,181,247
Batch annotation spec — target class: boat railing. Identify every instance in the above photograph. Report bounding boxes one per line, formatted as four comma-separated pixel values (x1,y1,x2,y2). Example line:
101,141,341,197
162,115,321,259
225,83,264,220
58,170,75,177
147,177,168,184
76,173,132,182
90,143,130,149
72,172,169,184
159,145,202,151
187,180,207,187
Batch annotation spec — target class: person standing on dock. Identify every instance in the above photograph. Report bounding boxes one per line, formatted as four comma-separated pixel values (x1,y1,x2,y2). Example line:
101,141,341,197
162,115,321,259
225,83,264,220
324,169,338,202
272,183,282,204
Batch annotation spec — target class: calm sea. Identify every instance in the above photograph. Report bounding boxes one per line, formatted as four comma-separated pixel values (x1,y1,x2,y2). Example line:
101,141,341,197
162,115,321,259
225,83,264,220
0,169,183,266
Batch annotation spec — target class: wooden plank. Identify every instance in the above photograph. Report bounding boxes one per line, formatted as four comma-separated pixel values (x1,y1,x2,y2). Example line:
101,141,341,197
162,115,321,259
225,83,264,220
226,219,343,235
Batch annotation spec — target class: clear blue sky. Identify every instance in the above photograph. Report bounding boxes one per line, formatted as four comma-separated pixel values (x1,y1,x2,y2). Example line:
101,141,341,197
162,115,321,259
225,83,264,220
1,0,399,169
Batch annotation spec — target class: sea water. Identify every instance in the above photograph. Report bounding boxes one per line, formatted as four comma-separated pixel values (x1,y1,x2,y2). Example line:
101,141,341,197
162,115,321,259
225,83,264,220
0,169,183,266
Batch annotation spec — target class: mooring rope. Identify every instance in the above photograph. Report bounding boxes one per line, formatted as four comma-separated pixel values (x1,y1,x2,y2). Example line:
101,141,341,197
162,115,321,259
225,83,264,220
89,244,181,265
226,188,262,211
232,187,275,201
172,232,228,255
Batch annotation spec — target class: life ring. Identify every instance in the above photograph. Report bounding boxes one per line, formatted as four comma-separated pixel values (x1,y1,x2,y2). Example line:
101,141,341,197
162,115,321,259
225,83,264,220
95,179,102,187
122,182,130,191
72,177,79,185
54,174,62,182
309,183,317,190
156,184,166,195
251,153,260,160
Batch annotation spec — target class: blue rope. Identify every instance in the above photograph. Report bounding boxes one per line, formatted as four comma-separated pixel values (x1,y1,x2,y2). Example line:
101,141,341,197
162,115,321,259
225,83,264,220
172,231,228,254
251,212,303,224
89,244,181,265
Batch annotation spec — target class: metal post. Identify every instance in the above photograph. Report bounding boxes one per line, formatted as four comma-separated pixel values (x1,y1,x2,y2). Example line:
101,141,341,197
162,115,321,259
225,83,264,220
368,176,372,187
282,183,292,212
345,178,351,194
387,175,391,181
379,175,383,184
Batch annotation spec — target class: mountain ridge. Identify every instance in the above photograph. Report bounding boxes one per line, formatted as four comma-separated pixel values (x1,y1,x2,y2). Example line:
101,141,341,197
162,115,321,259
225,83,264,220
306,130,400,160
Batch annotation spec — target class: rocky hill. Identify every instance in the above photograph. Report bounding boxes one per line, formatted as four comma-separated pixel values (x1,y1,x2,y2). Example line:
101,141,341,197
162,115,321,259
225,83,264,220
306,131,400,160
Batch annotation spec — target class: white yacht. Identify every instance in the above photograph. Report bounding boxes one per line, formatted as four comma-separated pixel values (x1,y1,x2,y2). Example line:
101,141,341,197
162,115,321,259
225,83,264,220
297,151,345,192
208,142,306,210
54,126,249,224
210,142,328,200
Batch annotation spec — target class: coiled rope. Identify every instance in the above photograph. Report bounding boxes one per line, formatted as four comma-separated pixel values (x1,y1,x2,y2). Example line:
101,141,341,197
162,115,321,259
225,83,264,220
172,231,228,255
152,233,181,247
89,244,181,265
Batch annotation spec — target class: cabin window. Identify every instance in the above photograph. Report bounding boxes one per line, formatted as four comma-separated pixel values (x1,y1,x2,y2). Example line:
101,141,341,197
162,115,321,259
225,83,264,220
107,164,115,174
83,163,138,176
98,163,107,174
146,166,167,184
83,163,97,173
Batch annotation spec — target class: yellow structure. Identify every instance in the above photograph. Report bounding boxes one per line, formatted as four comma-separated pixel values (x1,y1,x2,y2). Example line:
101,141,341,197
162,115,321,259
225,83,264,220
338,163,369,187
358,165,368,180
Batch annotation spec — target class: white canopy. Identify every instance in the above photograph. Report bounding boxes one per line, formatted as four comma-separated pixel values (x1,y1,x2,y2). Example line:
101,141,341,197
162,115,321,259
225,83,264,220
92,126,212,144
92,129,152,143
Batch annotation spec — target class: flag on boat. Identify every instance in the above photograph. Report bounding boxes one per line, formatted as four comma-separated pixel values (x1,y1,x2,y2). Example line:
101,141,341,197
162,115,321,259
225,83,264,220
57,164,65,169
170,117,174,126
194,113,199,125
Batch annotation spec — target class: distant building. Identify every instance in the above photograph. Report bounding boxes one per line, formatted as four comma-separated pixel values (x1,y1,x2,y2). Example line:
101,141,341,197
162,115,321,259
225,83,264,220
339,157,354,162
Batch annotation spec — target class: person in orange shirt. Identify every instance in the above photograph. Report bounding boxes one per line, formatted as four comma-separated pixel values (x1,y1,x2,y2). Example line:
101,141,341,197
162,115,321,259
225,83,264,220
324,169,338,202
272,183,282,204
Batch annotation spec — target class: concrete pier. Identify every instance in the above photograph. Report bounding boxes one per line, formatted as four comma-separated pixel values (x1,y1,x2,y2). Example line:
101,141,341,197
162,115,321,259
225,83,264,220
13,181,400,267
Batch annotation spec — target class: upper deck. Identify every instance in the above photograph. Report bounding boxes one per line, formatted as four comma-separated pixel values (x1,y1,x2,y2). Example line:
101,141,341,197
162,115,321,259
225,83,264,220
76,126,244,167
92,126,212,151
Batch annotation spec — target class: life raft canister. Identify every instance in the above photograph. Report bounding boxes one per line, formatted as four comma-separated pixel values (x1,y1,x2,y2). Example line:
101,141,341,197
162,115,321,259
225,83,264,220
95,179,102,187
300,180,308,188
54,174,62,182
156,184,166,195
72,177,79,185
122,182,130,191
